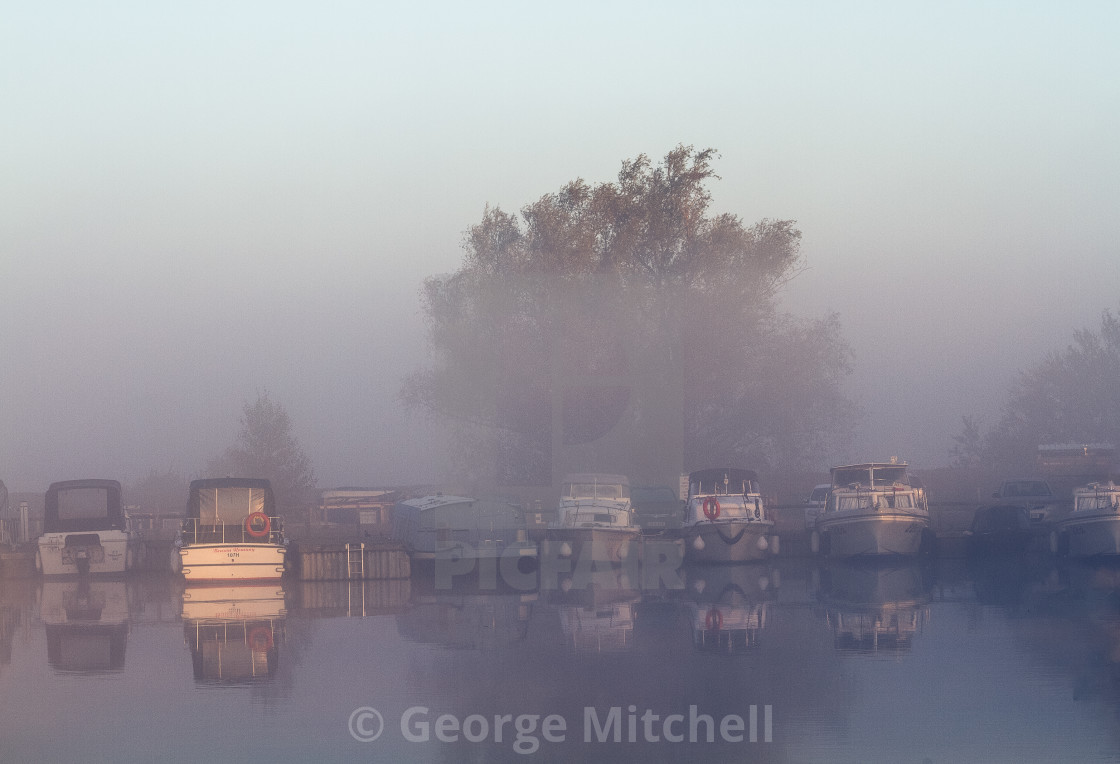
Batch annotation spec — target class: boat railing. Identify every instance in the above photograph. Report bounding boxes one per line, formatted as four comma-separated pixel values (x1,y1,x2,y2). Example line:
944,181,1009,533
1073,487,1120,512
180,517,285,546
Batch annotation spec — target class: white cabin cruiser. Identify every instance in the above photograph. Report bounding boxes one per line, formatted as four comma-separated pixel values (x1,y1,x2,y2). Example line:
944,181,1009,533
541,474,638,563
680,468,776,563
812,462,932,558
1052,481,1120,557
36,480,136,576
175,478,288,581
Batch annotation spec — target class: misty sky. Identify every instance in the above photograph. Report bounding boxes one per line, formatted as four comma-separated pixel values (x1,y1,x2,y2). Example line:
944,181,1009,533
2,2,1118,492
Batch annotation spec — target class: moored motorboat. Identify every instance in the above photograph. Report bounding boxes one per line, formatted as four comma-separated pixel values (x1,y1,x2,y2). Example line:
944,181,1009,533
679,468,776,563
812,462,932,558
36,479,136,576
175,478,288,581
391,494,537,563
541,474,639,564
1052,480,1120,557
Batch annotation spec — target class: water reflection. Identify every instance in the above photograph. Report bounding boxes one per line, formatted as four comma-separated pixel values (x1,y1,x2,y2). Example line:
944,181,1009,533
398,575,536,649
815,562,932,654
292,579,411,618
0,581,32,674
181,583,286,683
41,579,129,673
680,564,774,653
550,566,642,653
7,556,1120,760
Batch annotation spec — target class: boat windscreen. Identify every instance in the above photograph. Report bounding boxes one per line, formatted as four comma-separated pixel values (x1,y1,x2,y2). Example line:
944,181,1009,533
199,487,267,524
57,487,111,521
564,483,628,500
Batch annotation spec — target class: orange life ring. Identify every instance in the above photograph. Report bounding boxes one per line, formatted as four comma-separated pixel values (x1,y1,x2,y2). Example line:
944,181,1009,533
705,608,723,631
245,511,271,538
702,497,721,521
247,625,274,651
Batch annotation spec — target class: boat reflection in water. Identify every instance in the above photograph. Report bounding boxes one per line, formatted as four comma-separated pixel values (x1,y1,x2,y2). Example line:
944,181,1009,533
682,564,774,653
182,583,286,683
41,579,129,673
551,566,641,652
815,562,931,653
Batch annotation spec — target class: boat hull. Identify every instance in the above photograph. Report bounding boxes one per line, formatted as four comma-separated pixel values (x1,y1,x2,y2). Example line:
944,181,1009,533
37,531,134,576
681,521,775,563
540,527,639,563
1057,514,1120,557
178,544,287,581
815,513,930,558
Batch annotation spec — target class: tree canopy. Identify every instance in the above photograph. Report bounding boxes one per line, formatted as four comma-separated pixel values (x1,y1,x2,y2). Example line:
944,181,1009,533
207,391,316,510
405,145,857,488
956,307,1120,473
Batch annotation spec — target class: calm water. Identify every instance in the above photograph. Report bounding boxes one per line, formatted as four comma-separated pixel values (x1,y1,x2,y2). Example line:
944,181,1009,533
3,557,1120,763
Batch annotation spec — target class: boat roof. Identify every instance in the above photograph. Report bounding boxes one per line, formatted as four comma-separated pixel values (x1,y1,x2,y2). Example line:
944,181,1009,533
48,478,121,493
1075,480,1120,491
189,477,274,491
321,487,397,499
399,495,475,511
688,468,759,483
560,474,629,486
831,463,909,472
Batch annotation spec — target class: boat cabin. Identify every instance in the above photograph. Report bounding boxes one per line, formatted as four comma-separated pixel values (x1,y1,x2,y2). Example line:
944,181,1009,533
182,478,283,545
682,469,765,524
561,475,630,502
830,463,912,490
686,468,760,498
44,480,127,534
556,474,633,529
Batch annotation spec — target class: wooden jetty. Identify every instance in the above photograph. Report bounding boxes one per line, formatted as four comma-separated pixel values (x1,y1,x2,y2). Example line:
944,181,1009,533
295,542,411,581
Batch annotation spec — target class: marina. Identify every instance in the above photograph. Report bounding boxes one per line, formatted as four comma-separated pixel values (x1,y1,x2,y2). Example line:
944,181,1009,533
1,466,1117,761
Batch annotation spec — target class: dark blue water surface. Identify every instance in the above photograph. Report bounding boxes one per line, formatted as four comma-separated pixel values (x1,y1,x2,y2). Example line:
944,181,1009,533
3,557,1120,763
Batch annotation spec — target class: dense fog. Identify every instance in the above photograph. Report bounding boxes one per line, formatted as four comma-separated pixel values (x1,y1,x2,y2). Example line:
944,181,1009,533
2,3,1118,495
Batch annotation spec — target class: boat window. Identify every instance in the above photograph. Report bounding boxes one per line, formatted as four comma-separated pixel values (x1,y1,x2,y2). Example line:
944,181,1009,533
836,496,872,511
809,487,830,502
832,469,870,488
57,487,110,520
199,487,267,524
872,467,908,487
